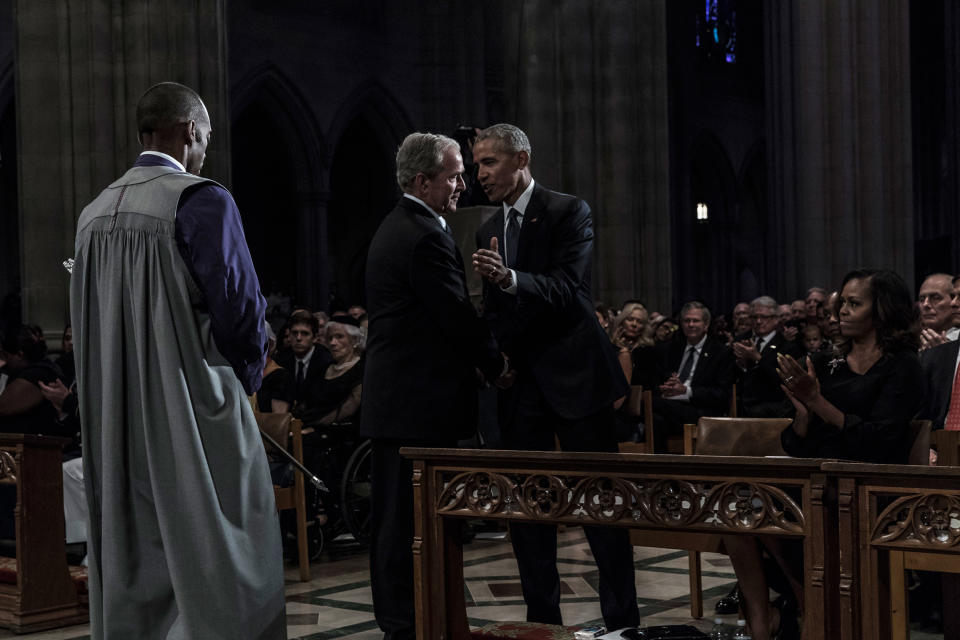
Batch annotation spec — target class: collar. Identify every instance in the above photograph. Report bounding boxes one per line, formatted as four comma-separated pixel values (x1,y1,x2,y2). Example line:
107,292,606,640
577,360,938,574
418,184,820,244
139,151,185,172
759,330,777,343
403,194,448,230
686,334,708,352
296,346,315,367
502,179,536,219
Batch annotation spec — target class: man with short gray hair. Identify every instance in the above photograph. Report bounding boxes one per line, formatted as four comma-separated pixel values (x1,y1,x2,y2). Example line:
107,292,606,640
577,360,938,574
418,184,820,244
733,295,803,417
362,132,503,640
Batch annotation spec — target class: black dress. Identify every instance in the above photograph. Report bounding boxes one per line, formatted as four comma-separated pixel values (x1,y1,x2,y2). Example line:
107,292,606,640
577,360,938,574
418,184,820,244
0,360,70,438
296,357,365,425
780,349,922,463
257,366,293,413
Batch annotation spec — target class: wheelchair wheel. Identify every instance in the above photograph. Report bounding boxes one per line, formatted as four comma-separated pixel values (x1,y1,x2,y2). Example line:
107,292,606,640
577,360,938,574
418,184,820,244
340,438,372,544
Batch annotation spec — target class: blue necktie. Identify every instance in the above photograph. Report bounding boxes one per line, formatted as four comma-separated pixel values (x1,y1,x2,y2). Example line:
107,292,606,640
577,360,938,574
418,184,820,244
677,345,695,382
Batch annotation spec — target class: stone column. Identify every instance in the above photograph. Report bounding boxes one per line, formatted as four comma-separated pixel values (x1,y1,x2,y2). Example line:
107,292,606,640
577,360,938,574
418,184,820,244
765,0,914,295
13,0,229,334
499,0,672,311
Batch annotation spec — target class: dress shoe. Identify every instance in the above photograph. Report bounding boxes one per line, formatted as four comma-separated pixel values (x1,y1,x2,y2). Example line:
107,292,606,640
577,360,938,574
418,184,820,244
715,582,741,615
772,594,800,640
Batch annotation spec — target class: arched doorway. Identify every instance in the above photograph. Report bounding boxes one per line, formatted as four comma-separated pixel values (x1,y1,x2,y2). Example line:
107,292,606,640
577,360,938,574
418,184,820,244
231,67,328,313
326,115,398,309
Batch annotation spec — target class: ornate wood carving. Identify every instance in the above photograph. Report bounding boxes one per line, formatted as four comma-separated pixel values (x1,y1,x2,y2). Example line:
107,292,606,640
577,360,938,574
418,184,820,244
0,451,19,484
436,470,804,533
873,492,960,547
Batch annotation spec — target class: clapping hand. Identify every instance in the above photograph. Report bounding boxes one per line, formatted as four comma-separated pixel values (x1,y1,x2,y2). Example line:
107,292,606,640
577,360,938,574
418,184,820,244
38,379,71,415
920,327,949,351
777,353,819,405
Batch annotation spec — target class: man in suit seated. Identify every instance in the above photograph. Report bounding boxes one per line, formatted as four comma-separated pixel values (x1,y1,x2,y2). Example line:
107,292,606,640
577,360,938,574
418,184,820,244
652,301,736,452
276,313,332,419
918,272,958,351
733,296,803,418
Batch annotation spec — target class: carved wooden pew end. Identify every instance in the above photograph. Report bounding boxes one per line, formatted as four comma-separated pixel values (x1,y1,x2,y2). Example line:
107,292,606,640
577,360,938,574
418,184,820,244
0,435,88,633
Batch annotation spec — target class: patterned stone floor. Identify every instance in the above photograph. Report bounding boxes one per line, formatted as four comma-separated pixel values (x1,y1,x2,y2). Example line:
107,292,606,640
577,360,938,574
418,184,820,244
0,527,944,639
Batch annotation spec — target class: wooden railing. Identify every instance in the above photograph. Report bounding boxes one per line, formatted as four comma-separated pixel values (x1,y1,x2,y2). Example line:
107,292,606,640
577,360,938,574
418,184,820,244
404,448,831,640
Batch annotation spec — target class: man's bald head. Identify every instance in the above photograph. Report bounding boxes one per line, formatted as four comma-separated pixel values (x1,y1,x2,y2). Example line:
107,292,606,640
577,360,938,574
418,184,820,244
136,82,208,140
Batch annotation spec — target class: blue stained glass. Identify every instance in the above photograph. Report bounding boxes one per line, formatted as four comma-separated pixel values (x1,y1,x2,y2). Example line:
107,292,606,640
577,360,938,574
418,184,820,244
695,0,736,64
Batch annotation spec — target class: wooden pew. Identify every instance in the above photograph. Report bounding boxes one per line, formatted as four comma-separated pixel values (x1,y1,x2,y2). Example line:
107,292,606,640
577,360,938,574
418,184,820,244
404,447,831,639
0,434,87,632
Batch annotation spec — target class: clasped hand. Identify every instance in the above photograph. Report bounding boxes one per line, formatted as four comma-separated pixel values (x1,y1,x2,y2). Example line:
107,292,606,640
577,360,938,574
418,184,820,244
659,373,686,397
472,237,511,288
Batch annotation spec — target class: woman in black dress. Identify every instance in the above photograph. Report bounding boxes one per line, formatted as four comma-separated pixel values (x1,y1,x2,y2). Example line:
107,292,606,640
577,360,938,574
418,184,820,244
727,269,922,640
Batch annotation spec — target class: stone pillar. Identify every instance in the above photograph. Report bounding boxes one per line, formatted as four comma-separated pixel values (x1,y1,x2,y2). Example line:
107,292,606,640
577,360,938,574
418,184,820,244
499,0,671,311
13,0,230,334
765,0,914,295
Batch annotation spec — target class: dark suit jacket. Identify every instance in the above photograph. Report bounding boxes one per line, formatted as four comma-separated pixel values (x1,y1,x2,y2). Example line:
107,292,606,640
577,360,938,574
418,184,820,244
360,197,503,441
276,346,332,406
918,340,960,430
475,184,628,421
736,331,803,415
655,336,736,414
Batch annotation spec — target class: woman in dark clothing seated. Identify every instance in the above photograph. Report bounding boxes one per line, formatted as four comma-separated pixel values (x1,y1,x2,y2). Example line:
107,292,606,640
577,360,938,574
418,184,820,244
295,317,364,426
257,323,294,414
726,269,922,640
0,325,70,438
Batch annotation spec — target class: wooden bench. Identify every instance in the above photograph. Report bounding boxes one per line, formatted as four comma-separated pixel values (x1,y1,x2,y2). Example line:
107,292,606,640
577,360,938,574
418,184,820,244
0,434,87,632
404,447,831,639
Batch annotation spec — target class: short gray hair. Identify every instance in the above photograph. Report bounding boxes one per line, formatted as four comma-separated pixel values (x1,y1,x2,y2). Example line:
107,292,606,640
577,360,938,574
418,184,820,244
750,296,777,311
325,320,366,353
680,301,711,325
396,132,460,192
475,123,532,158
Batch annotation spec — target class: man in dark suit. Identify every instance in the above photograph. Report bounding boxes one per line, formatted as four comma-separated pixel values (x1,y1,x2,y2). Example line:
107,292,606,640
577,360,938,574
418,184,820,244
275,313,331,417
918,339,960,431
733,296,803,418
361,132,503,640
471,124,638,630
652,301,736,452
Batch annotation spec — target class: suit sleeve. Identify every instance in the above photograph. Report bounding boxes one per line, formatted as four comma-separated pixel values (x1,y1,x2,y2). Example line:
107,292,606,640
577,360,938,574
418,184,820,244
514,198,592,312
175,184,268,395
412,230,503,381
690,345,736,411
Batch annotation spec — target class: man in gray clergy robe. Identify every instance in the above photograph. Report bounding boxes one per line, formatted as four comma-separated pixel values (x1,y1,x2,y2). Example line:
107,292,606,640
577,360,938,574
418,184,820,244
70,82,286,639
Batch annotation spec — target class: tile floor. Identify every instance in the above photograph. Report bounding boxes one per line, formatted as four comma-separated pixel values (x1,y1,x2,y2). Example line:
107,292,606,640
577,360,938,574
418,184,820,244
0,527,944,639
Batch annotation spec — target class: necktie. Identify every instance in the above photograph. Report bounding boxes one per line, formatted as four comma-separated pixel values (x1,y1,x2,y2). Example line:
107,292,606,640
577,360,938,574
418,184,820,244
755,335,763,351
505,208,521,268
297,361,305,386
944,361,960,430
677,345,696,382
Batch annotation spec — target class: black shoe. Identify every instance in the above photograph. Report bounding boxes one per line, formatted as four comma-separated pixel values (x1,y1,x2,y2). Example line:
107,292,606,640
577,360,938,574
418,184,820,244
715,582,741,615
772,594,800,640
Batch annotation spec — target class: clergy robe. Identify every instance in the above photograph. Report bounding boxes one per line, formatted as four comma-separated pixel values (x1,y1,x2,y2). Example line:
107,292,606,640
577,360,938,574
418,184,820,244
70,155,285,639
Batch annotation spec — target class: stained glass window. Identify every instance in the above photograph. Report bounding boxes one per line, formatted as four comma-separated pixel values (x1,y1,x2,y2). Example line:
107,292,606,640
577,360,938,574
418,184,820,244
696,0,737,64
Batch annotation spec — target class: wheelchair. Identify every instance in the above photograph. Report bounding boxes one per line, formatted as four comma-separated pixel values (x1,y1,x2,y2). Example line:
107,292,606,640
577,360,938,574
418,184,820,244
298,420,372,557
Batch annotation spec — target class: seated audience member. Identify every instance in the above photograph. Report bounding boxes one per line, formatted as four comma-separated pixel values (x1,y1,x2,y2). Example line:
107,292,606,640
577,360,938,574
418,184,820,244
801,323,825,358
820,290,841,345
653,316,677,344
918,272,957,350
347,305,366,321
55,324,75,387
709,313,733,345
313,311,330,347
790,299,806,320
297,317,364,427
0,325,69,437
777,303,799,342
595,304,612,331
277,312,332,414
804,286,827,325
256,322,293,414
733,296,802,418
651,301,735,452
732,301,752,336
611,303,650,352
611,304,658,441
38,379,86,557
726,269,922,640
948,275,960,341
